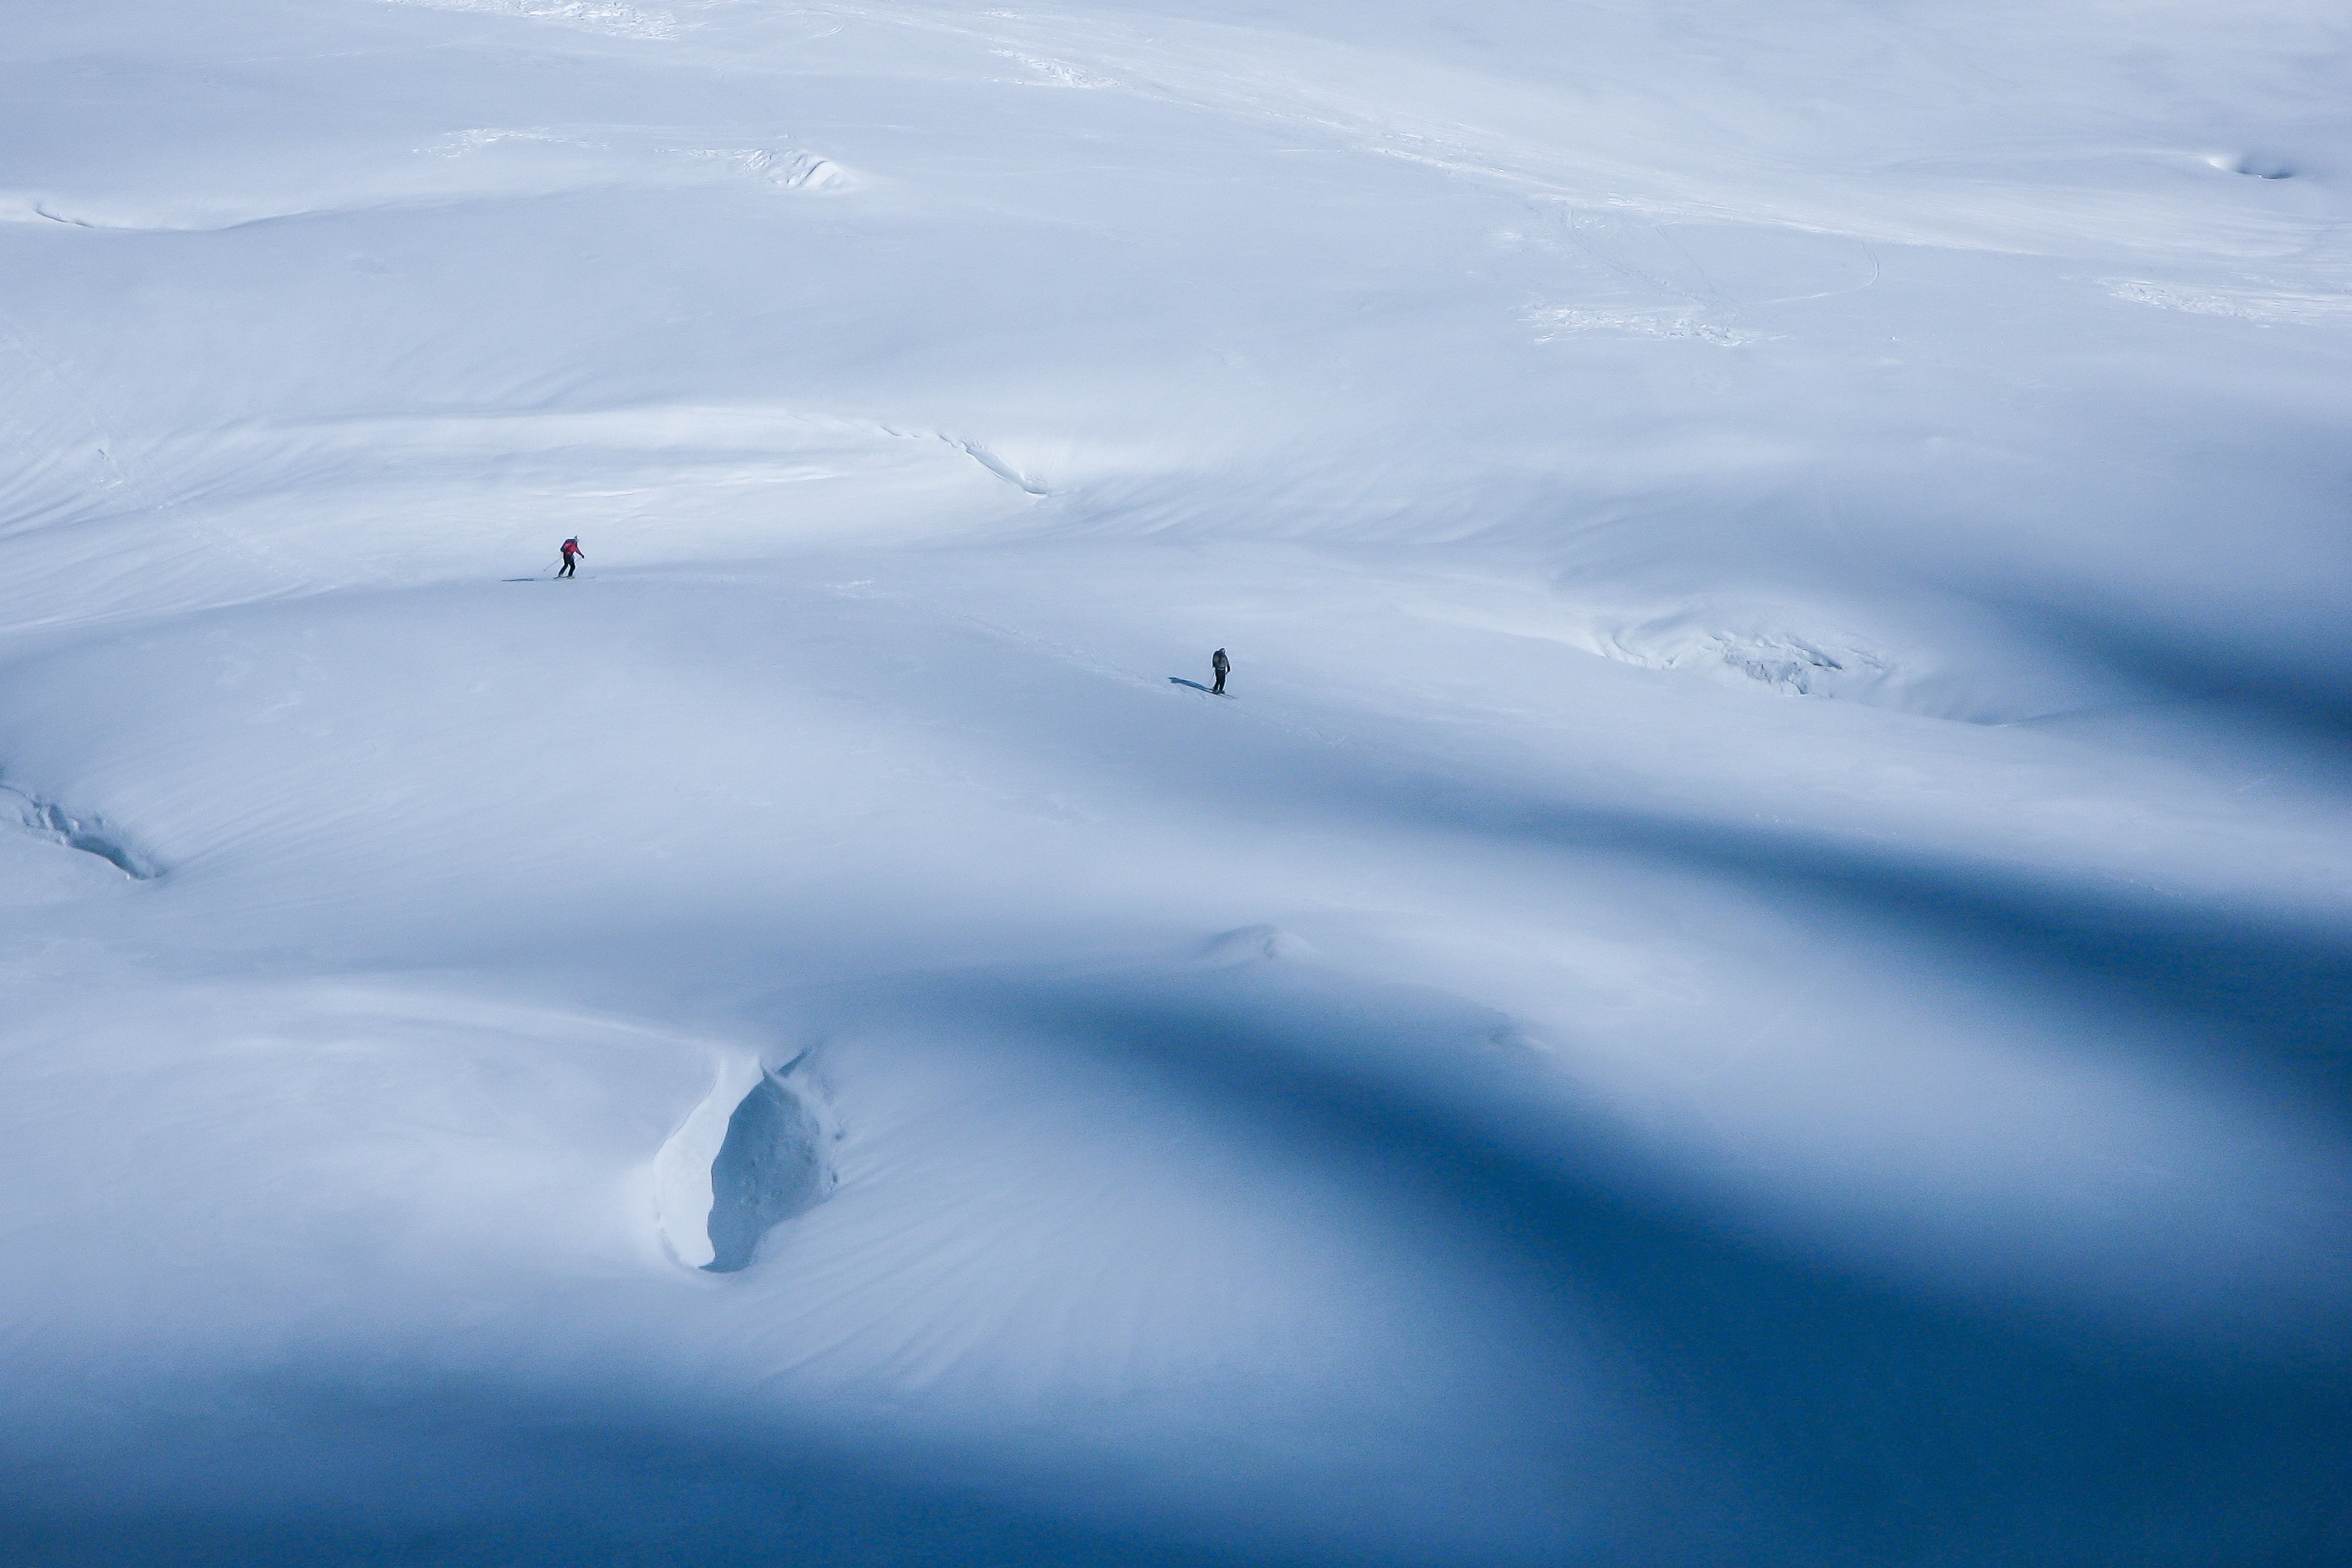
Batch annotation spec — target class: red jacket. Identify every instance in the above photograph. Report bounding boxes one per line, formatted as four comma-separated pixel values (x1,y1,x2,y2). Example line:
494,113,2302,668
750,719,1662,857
561,540,582,558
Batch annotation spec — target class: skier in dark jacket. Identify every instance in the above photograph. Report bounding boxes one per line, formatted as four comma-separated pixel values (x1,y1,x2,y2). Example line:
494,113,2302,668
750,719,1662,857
556,537,583,579
1212,648,1230,695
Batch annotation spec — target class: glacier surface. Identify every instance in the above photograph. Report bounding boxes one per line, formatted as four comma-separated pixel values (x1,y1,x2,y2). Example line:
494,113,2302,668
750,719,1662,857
2,2,2349,1563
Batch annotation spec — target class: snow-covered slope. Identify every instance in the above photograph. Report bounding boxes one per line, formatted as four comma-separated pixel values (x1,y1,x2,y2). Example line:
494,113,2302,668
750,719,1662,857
3,2,2349,1563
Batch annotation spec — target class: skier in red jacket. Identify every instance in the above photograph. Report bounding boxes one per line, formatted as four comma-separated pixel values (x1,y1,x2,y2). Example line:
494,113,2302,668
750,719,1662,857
556,537,583,579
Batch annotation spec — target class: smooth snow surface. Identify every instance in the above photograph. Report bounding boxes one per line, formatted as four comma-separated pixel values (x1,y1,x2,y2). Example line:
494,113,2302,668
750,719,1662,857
4,2,2350,1563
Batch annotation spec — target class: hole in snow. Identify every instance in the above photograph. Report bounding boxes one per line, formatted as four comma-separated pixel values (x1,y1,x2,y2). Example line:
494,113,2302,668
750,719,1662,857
704,1068,835,1273
2231,152,2296,179
652,1054,837,1271
2,781,160,878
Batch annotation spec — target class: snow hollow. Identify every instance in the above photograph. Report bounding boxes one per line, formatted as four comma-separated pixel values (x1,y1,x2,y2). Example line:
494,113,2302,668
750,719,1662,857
2,2,2350,1564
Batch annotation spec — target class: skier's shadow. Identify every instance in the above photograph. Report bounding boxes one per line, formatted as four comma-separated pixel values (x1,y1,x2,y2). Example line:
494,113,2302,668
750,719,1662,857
1168,678,1214,693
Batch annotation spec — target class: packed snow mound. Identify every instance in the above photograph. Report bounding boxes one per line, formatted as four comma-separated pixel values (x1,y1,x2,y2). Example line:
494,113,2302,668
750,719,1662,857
3,1,2351,1564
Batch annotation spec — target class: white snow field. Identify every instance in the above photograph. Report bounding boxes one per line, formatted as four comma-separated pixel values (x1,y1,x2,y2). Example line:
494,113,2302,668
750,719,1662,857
4,1,2351,1562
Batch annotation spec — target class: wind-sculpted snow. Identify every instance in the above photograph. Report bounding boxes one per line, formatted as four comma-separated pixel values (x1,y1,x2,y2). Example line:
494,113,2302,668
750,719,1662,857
2,778,159,878
2,0,2350,1563
701,1062,836,1272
